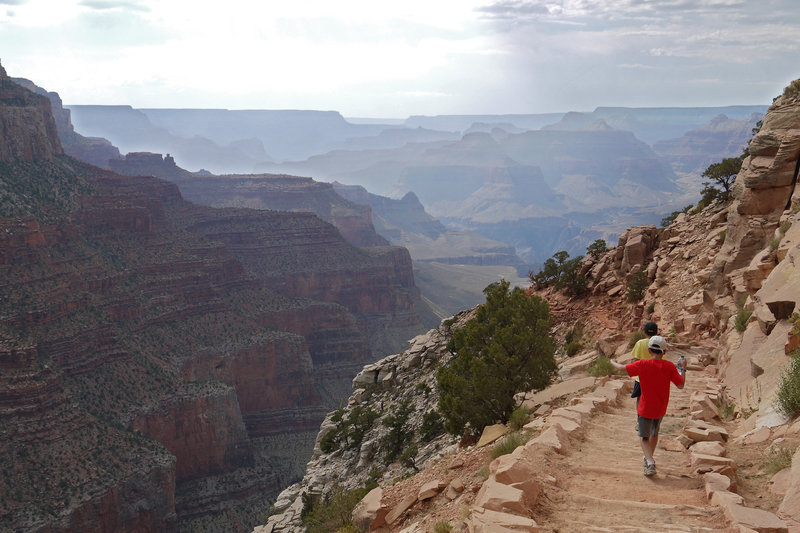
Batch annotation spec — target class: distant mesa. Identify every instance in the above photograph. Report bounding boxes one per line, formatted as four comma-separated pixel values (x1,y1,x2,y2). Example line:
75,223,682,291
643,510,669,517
109,151,193,180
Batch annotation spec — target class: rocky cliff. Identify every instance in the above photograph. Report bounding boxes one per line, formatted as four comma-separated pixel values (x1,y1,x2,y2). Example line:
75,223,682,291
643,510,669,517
0,62,430,532
0,60,62,161
10,76,121,168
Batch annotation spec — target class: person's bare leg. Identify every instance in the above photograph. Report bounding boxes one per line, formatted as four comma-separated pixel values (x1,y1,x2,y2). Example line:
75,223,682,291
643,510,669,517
650,434,659,462
640,437,654,463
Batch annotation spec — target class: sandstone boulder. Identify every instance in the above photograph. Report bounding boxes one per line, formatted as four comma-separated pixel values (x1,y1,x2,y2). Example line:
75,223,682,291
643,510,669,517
704,472,735,499
468,507,540,533
418,479,445,501
527,422,570,454
351,487,387,530
722,502,788,533
684,421,729,443
770,468,792,496
692,441,726,457
473,478,527,514
477,424,509,448
386,494,417,525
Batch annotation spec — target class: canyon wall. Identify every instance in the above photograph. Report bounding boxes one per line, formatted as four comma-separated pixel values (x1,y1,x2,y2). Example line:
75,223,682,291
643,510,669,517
0,60,428,532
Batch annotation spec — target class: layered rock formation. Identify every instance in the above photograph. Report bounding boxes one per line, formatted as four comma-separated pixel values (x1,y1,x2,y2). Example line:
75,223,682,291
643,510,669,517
166,172,389,248
10,76,121,168
0,62,430,532
332,184,523,267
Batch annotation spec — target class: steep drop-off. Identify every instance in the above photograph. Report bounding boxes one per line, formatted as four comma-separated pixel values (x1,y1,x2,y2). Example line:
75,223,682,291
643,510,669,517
0,60,428,532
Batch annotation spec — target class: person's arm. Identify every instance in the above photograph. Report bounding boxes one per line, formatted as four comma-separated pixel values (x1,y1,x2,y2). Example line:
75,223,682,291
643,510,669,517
609,358,628,373
673,364,686,389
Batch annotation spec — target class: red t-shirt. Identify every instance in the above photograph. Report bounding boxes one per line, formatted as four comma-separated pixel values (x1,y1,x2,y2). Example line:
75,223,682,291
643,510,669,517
625,358,684,419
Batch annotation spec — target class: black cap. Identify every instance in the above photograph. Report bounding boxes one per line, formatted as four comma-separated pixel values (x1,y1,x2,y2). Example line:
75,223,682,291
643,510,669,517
644,321,658,335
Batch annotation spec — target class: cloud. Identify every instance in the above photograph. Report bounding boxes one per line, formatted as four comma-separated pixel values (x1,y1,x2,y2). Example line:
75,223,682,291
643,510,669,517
617,63,656,69
1,0,797,115
476,0,550,19
79,0,148,11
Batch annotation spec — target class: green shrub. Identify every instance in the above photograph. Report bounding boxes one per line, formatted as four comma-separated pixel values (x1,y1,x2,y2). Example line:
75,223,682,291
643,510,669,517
508,406,531,430
780,220,792,234
420,410,445,442
646,301,656,314
415,382,432,397
381,400,415,462
437,280,556,436
735,305,753,333
564,323,583,344
320,405,380,453
301,484,370,533
586,239,608,260
715,392,736,421
776,350,800,419
627,267,648,302
565,323,584,355
783,78,800,100
530,251,588,296
490,431,527,459
587,355,621,378
763,447,793,475
434,522,454,533
398,443,419,471
565,340,582,356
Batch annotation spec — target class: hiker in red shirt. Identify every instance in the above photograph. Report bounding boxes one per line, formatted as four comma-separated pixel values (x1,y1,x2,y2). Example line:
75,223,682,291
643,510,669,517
610,335,685,476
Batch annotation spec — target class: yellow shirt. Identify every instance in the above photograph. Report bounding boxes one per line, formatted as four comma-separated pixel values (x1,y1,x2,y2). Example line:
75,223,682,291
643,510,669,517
632,338,651,360
631,338,651,382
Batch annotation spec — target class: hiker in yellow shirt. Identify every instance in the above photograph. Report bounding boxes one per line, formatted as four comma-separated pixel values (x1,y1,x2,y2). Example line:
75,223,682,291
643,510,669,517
630,321,658,409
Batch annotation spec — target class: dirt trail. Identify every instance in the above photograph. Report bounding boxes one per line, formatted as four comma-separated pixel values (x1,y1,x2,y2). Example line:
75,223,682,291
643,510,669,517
534,350,734,532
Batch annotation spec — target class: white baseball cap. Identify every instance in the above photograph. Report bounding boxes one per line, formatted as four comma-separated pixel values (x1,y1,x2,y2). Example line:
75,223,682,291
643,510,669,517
648,335,667,353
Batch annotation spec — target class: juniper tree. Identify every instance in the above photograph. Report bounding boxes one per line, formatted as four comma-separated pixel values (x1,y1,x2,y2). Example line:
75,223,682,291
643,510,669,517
701,155,744,203
437,280,557,436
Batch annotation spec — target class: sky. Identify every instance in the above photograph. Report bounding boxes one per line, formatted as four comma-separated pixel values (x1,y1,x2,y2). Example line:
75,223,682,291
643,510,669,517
1,0,798,117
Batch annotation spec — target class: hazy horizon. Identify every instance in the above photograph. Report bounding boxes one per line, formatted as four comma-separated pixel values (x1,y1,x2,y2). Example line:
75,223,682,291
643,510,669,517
1,1,798,117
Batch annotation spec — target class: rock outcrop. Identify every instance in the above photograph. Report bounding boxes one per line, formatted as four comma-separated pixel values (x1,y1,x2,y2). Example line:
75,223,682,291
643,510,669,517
11,75,121,168
0,59,63,161
261,314,470,532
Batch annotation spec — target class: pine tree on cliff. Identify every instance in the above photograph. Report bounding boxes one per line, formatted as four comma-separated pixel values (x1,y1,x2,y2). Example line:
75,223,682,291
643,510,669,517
437,280,557,436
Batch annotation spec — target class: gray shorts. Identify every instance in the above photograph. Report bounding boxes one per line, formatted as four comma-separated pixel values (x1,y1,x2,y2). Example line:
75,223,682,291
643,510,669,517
637,415,662,438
